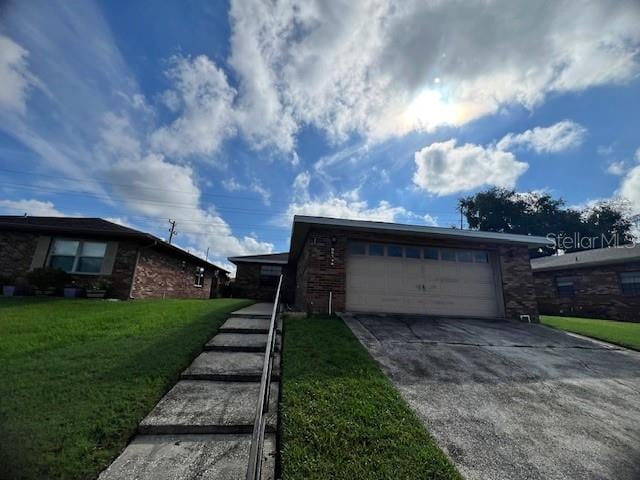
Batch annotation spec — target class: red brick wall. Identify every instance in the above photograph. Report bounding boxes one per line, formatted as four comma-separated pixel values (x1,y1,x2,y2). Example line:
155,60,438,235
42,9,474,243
533,262,640,322
130,248,213,299
293,227,540,321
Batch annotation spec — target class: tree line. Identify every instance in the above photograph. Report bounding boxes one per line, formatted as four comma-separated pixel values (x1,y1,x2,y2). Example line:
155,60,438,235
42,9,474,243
458,188,637,257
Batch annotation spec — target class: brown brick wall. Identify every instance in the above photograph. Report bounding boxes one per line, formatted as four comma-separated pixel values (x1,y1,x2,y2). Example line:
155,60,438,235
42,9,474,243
533,262,640,322
233,263,282,302
293,227,540,321
498,244,540,322
0,232,137,299
0,231,39,277
130,247,213,299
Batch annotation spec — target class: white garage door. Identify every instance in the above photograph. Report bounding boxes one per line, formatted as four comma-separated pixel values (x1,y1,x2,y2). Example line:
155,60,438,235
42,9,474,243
346,242,501,317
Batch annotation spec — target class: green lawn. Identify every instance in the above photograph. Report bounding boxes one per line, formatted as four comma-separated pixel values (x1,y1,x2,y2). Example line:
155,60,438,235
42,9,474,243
0,297,251,480
541,315,640,351
279,316,461,480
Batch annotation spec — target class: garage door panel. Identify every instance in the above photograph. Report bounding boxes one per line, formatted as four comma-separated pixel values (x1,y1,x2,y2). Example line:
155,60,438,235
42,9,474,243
346,244,500,318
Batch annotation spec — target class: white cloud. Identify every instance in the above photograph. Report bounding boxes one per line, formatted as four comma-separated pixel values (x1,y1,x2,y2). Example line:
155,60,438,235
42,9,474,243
286,196,410,223
222,178,243,191
224,0,640,150
413,139,529,196
292,171,311,200
0,198,64,216
606,161,629,176
221,177,272,205
0,35,39,114
497,120,587,153
150,55,237,159
619,165,640,213
0,3,274,265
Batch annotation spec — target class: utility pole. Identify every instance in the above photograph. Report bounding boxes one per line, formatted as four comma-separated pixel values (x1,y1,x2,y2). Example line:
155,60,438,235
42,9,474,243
205,247,210,262
168,219,178,244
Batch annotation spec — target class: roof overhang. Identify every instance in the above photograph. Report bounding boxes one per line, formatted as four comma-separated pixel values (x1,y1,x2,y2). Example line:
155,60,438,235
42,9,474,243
228,257,289,265
288,215,555,261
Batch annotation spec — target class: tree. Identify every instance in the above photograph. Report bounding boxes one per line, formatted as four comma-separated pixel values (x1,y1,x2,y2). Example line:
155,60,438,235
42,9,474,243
459,188,634,257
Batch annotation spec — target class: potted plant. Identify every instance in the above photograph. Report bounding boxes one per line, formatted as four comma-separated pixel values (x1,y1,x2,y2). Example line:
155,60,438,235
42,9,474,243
27,268,69,296
63,281,85,298
86,279,111,299
1,275,15,296
1,276,30,296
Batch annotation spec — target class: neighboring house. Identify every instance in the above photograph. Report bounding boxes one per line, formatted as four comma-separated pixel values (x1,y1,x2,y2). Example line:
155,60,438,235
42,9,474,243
531,245,640,322
0,216,228,299
228,252,291,302
230,215,553,321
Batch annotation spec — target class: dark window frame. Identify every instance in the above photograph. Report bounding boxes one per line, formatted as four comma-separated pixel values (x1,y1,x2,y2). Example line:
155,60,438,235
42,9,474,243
47,238,107,275
555,276,576,296
619,271,640,295
259,264,282,286
194,267,205,287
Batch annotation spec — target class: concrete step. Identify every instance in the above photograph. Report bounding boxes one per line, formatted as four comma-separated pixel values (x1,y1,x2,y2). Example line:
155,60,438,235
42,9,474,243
230,303,274,319
181,351,280,382
98,433,276,480
204,333,281,353
219,317,282,334
138,380,278,435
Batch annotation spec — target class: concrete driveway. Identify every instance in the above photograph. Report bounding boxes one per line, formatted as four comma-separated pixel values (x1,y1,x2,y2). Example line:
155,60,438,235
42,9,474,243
343,314,640,480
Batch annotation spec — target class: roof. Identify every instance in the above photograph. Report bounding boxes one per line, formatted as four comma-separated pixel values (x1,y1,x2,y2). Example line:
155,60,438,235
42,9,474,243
531,244,640,272
0,216,142,237
0,216,228,272
288,215,555,261
228,252,289,265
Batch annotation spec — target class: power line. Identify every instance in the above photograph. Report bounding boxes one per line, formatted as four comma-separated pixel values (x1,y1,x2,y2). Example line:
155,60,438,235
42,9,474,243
0,167,464,217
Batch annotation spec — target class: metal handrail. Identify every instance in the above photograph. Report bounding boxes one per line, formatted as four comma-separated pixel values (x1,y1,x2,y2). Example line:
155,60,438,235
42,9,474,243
246,274,283,480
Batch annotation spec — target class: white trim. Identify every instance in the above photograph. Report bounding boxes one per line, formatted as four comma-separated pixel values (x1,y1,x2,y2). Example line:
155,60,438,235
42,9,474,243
228,257,288,265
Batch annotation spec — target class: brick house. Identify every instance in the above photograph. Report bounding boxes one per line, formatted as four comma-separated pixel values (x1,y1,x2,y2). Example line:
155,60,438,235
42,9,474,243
0,216,228,299
230,215,553,321
532,245,640,322
228,253,292,303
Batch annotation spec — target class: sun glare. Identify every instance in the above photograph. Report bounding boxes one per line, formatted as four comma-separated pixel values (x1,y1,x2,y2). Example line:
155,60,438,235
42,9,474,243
402,89,460,131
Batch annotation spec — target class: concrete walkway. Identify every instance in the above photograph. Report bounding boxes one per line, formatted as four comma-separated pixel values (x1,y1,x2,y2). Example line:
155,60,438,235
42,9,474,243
99,303,279,480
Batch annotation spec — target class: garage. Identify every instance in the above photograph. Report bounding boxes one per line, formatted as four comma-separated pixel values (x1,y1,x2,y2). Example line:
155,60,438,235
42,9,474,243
346,242,501,317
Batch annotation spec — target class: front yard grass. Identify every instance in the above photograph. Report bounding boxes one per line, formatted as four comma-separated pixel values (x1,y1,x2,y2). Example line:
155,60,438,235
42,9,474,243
0,297,251,480
541,315,640,351
279,315,461,480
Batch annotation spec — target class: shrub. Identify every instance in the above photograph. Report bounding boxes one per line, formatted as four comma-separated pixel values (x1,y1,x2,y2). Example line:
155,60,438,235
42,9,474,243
26,268,70,291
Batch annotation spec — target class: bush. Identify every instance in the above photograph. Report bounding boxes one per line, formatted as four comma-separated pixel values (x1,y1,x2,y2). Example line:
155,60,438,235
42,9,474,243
26,268,70,291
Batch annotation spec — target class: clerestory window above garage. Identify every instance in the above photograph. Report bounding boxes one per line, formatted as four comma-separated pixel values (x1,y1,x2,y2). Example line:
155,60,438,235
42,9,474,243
348,242,490,263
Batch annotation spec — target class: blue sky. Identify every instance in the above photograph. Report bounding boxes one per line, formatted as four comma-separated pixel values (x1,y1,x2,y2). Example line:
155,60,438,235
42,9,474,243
1,0,639,272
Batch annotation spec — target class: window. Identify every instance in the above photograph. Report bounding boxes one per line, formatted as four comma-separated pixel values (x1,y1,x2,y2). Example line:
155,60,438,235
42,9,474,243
368,244,385,256
194,267,205,287
457,250,474,263
405,246,421,259
556,276,575,296
49,239,107,274
474,251,489,263
259,265,282,286
387,245,403,257
424,247,439,260
620,272,640,295
350,243,366,255
441,249,457,262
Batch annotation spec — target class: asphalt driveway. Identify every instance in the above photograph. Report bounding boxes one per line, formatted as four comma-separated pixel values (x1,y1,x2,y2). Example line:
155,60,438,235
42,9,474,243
343,314,640,480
